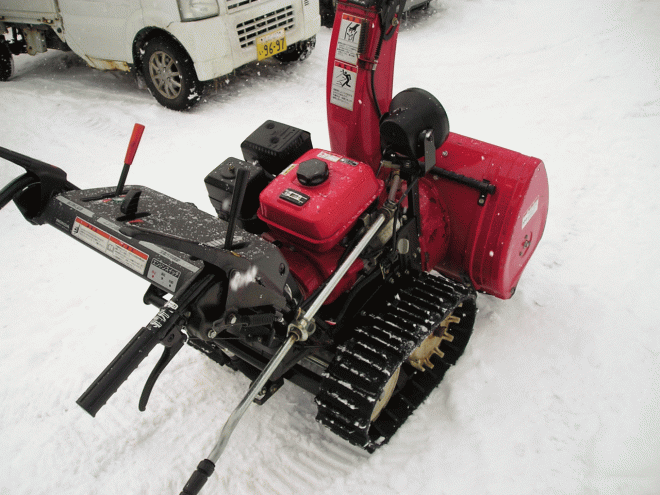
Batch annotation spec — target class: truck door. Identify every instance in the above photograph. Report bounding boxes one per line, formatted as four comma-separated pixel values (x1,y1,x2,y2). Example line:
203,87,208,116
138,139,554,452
0,0,60,21
57,0,143,66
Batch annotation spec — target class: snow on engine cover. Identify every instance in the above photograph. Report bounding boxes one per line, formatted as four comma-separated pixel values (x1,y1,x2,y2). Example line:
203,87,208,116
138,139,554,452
258,149,384,252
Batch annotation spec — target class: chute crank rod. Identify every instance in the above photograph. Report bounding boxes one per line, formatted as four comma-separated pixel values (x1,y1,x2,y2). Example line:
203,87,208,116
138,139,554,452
180,333,299,495
290,210,388,336
180,208,392,495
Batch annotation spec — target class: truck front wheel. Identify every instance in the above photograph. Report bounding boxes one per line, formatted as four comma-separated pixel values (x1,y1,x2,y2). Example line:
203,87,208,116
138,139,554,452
0,40,14,81
141,37,202,110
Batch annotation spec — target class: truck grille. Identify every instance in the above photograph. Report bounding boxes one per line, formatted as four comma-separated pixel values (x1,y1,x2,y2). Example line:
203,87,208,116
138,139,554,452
236,6,295,48
226,0,260,11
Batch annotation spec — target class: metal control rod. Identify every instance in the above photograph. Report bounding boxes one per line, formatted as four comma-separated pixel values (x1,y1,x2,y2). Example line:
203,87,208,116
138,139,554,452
208,333,297,462
180,333,298,495
180,206,392,495
290,211,388,337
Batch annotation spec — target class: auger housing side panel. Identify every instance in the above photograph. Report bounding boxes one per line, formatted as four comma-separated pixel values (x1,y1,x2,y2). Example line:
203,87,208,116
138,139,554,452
431,133,549,298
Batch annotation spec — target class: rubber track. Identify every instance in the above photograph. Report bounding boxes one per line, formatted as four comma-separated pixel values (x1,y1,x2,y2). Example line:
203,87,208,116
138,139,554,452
187,337,231,367
315,272,477,452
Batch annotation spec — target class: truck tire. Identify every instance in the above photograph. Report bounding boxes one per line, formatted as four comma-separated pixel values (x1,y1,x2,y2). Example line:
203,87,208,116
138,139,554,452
319,0,336,28
0,40,14,82
141,37,202,111
274,36,316,63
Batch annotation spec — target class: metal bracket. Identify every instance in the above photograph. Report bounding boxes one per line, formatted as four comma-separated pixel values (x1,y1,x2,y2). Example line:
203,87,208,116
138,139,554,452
287,308,316,342
429,167,496,206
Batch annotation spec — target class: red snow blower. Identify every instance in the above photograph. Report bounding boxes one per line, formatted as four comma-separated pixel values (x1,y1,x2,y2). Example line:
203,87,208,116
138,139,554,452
0,0,548,492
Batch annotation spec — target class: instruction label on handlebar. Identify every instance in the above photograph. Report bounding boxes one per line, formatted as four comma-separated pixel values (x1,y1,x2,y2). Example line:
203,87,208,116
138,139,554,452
148,258,181,291
72,217,149,274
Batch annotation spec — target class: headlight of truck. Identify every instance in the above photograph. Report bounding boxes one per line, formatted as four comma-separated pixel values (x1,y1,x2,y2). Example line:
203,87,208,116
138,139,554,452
177,0,220,21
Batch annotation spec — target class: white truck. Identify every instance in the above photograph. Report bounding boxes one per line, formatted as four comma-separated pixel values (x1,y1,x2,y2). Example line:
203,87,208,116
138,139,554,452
0,0,319,109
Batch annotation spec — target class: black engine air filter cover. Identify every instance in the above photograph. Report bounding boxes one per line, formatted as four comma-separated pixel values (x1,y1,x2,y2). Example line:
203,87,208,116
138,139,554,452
379,88,450,160
241,120,313,176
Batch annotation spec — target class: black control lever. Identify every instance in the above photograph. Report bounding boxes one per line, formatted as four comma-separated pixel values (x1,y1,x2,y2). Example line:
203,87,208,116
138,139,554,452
211,311,281,335
76,271,217,417
224,167,249,249
139,326,187,411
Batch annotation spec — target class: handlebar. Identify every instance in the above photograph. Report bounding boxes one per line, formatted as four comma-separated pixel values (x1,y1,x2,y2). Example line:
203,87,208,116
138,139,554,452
77,320,164,416
76,271,217,417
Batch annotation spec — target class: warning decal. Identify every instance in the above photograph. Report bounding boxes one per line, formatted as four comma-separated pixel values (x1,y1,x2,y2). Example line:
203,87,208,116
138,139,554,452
330,61,358,111
335,14,363,65
317,151,341,162
72,217,149,274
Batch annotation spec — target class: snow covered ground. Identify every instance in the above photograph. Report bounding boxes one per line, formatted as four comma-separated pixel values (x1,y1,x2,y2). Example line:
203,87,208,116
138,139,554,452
1,0,659,493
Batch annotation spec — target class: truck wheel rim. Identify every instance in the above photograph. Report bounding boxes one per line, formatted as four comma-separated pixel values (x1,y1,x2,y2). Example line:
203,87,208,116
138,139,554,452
149,51,181,99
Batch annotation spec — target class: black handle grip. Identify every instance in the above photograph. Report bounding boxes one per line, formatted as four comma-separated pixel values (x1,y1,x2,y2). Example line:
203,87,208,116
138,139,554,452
76,325,160,417
180,459,215,495
76,272,216,417
0,173,37,210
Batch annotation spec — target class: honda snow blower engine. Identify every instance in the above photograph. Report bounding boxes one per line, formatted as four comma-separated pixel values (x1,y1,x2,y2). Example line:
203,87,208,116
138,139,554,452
0,0,548,492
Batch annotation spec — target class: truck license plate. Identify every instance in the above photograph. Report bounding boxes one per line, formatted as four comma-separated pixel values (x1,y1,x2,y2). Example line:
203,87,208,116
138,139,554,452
256,29,287,61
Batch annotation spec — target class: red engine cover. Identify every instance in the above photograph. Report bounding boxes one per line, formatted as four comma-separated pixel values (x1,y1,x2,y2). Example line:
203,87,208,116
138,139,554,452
275,244,364,303
258,149,384,252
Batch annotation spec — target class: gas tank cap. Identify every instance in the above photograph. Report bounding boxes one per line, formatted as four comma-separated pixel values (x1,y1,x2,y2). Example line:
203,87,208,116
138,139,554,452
297,158,329,186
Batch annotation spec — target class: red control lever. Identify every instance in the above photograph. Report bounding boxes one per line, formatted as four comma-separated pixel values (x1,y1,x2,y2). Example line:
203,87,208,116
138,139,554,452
116,123,145,196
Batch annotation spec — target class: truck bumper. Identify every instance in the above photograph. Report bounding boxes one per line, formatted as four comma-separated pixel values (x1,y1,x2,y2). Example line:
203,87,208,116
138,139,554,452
167,0,319,82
